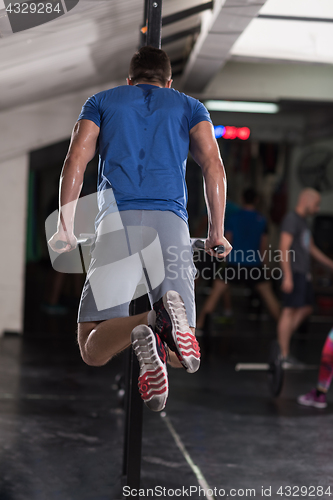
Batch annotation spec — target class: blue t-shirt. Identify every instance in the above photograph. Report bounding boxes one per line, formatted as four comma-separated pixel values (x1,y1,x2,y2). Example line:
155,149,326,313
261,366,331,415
225,209,267,266
78,84,212,225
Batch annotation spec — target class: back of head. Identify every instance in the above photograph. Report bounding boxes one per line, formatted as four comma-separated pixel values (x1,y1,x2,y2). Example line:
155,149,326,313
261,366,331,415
299,188,320,203
129,46,172,86
242,187,258,205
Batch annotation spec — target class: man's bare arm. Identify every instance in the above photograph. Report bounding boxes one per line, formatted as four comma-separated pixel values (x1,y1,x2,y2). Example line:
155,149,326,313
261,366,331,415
189,121,231,258
279,231,294,293
310,237,333,272
48,119,100,252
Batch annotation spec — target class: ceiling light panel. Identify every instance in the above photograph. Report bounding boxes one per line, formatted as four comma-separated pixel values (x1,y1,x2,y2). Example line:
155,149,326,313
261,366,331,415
259,0,333,19
231,19,333,64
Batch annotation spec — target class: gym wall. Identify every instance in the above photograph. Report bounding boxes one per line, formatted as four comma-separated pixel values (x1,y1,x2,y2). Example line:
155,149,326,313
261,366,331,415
0,80,121,336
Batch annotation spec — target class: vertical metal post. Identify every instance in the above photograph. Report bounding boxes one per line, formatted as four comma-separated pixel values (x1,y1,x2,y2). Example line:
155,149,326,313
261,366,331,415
146,0,162,49
121,2,163,495
122,295,150,494
140,0,148,47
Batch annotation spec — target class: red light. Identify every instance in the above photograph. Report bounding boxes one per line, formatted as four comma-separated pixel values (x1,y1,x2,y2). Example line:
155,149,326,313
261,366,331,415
223,126,238,140
214,125,251,140
237,127,251,140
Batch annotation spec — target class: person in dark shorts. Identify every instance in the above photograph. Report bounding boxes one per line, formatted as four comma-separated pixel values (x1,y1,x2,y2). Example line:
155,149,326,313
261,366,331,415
278,188,333,366
48,46,232,412
197,188,280,329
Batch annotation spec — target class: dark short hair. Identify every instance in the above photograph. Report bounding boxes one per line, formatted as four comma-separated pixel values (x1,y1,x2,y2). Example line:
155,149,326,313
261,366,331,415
242,188,258,204
129,46,172,86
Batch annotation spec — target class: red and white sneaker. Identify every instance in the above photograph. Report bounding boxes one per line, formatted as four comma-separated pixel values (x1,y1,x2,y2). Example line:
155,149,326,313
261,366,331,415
131,325,168,412
154,290,200,374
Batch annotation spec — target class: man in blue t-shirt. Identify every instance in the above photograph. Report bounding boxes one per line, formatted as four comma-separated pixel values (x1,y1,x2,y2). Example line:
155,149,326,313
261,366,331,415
48,46,232,412
197,188,280,329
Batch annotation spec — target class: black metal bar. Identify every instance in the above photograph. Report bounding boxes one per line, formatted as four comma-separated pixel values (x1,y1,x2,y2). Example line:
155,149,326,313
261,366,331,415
78,244,86,275
162,25,201,46
121,348,131,478
125,350,143,489
258,14,333,23
140,0,149,48
147,0,163,49
122,1,163,494
162,1,213,26
122,295,150,493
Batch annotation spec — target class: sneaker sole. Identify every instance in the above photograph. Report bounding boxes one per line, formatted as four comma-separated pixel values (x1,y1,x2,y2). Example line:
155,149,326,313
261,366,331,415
297,397,327,409
163,291,200,374
131,325,168,412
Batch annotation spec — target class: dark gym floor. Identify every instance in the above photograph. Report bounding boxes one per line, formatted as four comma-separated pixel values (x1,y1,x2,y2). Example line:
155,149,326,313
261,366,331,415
1,288,333,500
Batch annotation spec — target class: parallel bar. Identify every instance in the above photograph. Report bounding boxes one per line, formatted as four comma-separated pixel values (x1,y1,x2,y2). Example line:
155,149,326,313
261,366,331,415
162,1,213,26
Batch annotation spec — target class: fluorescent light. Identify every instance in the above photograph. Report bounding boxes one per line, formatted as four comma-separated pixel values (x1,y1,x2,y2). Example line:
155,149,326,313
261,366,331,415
205,100,279,114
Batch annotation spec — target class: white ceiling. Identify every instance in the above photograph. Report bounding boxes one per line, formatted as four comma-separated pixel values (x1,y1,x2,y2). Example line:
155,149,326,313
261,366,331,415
1,0,333,113
260,0,333,18
0,0,206,111
231,0,333,64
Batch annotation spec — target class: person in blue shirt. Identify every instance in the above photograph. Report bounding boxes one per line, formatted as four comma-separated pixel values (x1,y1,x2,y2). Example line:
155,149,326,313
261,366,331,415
197,188,280,329
48,46,232,412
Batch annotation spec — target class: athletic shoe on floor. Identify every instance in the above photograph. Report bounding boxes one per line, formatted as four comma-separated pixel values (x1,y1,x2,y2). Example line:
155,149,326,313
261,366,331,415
153,290,200,373
297,389,327,409
131,325,168,412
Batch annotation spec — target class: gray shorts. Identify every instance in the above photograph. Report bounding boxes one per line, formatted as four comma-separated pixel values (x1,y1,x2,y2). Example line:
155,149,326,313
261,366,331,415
77,210,196,327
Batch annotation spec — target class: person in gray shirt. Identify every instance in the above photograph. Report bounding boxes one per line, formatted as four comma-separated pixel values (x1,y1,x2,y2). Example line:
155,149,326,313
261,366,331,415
278,188,333,366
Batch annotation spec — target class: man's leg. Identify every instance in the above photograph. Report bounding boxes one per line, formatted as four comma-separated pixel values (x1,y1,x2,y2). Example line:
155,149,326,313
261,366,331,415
196,279,228,329
277,306,313,357
78,312,186,369
291,305,313,332
277,307,297,358
78,312,149,366
255,281,280,321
